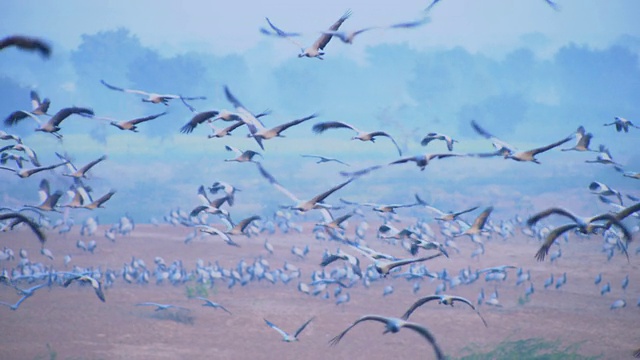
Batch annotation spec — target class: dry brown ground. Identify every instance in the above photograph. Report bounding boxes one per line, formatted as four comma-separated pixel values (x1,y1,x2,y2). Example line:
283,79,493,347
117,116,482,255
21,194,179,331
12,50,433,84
0,222,638,360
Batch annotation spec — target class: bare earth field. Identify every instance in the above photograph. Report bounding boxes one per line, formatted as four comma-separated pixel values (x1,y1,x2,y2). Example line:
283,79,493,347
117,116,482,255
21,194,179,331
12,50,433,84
0,222,638,360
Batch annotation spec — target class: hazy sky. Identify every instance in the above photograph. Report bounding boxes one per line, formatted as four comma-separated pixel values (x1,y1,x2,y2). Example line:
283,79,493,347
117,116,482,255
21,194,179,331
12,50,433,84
3,1,640,58
1,1,639,224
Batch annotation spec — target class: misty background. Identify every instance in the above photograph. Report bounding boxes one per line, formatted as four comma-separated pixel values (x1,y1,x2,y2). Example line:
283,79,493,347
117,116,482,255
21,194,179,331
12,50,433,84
1,1,639,225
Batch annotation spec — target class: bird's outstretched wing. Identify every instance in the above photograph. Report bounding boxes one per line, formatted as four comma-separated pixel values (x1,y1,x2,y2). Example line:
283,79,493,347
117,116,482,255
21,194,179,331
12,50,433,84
294,317,315,338
0,35,51,58
255,162,300,203
313,10,352,51
535,224,577,261
264,319,289,338
401,295,440,319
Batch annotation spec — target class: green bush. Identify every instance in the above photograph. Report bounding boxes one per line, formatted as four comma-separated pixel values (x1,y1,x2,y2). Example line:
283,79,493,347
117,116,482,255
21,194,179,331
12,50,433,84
456,338,601,360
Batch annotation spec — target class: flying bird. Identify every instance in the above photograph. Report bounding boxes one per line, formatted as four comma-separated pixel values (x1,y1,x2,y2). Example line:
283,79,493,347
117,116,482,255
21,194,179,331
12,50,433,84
219,215,261,236
424,0,443,13
5,107,94,139
400,294,488,327
224,145,262,163
255,162,352,213
470,120,572,163
0,143,40,166
207,121,245,139
526,206,635,261
223,86,270,149
81,190,116,210
389,152,464,171
0,212,45,246
135,302,190,311
604,116,640,133
23,179,63,212
0,130,23,144
329,315,445,360
197,225,241,247
340,198,419,214
100,79,206,107
4,90,51,125
57,154,107,179
414,195,479,221
585,145,622,167
0,283,47,311
264,317,315,342
180,110,221,134
0,161,68,178
543,0,561,11
301,154,349,166
195,297,232,314
247,113,318,148
455,206,494,241
0,35,51,58
420,132,458,151
353,245,443,276
326,14,431,44
299,10,351,59
312,121,402,156
90,112,167,132
260,17,302,38
561,126,594,152
63,274,105,302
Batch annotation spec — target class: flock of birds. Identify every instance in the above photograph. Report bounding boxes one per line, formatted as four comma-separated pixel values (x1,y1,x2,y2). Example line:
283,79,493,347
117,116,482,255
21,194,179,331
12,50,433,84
1,1,640,359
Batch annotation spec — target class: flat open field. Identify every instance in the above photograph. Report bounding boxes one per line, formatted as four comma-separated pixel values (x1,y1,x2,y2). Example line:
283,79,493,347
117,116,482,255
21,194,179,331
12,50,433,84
0,221,638,360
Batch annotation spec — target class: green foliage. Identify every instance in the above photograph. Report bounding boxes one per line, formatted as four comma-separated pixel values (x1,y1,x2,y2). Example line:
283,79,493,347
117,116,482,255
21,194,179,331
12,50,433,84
185,283,209,299
33,343,56,360
517,295,531,306
150,310,195,325
456,338,601,360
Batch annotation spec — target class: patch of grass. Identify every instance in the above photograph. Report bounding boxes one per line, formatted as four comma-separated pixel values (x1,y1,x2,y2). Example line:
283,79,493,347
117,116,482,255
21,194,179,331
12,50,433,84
150,309,195,325
517,295,531,306
185,283,209,299
33,343,56,360
456,338,601,360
